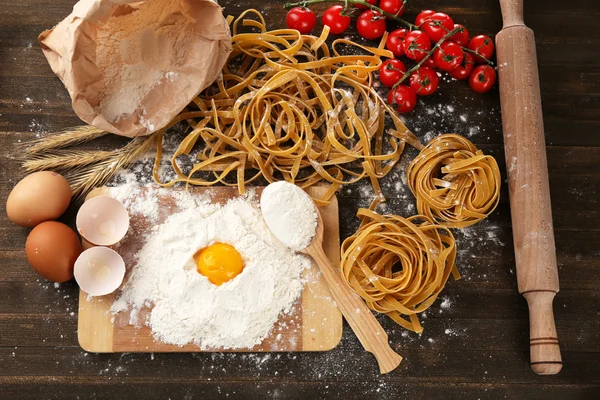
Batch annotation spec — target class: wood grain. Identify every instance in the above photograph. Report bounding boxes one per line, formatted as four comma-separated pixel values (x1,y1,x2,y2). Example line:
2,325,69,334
78,186,342,353
1,0,599,398
496,0,562,375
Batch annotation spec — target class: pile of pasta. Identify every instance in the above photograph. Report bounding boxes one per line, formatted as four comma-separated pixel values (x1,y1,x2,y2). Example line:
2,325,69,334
341,209,459,333
152,9,421,205
150,10,502,334
407,134,501,227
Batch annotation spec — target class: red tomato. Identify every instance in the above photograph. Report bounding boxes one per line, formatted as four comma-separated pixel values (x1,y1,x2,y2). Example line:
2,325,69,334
385,29,406,57
285,7,317,34
379,59,407,88
415,10,435,26
469,65,497,93
468,35,495,63
403,30,431,61
379,0,406,17
449,52,474,80
433,41,464,71
387,85,417,113
422,56,437,69
449,24,469,47
356,0,378,10
421,12,454,42
409,67,439,96
357,10,387,40
322,5,351,34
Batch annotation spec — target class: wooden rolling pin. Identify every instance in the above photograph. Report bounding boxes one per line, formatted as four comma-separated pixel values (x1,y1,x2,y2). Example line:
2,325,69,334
495,0,562,375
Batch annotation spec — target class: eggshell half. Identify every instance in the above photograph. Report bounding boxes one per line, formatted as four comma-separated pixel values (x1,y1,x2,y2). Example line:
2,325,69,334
74,247,125,296
76,196,129,246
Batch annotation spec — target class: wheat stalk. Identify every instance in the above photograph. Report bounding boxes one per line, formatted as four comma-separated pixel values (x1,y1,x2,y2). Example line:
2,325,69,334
22,124,158,201
25,126,109,154
23,150,115,173
69,133,157,200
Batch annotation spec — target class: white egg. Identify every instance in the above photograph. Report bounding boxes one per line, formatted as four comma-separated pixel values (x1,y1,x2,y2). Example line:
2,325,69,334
77,196,129,246
74,247,125,296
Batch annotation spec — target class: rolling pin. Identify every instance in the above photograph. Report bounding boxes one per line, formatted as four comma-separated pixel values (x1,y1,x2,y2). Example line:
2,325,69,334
495,0,562,375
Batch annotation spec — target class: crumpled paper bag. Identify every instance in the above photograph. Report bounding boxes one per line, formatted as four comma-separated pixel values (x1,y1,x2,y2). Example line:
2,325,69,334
39,0,232,137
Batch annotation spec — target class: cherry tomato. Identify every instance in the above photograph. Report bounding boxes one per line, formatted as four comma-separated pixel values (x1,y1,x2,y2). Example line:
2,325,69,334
415,10,435,26
449,52,474,80
356,0,378,10
387,85,417,113
449,24,469,47
433,41,464,72
422,56,437,69
385,29,406,57
469,65,497,93
379,0,406,17
403,30,431,61
357,10,387,40
409,66,439,96
286,7,317,34
421,12,454,42
322,5,351,34
379,59,407,88
468,35,495,63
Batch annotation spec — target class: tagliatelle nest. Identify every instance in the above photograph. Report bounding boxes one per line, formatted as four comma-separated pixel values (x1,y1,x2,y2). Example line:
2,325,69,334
406,134,501,227
341,209,460,333
152,9,422,204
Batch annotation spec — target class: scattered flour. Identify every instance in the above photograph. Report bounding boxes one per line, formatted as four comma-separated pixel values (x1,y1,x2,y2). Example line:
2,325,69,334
440,296,453,313
109,178,160,221
110,184,310,349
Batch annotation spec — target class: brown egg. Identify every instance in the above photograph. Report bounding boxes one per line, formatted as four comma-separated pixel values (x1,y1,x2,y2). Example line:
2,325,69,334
25,221,82,282
6,171,72,227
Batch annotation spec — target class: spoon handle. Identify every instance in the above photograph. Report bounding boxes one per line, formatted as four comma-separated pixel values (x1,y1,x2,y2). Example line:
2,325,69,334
307,244,402,374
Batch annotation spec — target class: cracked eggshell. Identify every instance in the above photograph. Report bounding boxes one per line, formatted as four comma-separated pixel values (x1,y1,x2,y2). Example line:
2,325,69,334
76,196,129,246
74,247,125,296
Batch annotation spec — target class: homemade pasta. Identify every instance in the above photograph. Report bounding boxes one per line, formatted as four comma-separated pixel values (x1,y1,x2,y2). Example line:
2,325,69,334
406,134,501,228
340,209,460,333
152,10,420,204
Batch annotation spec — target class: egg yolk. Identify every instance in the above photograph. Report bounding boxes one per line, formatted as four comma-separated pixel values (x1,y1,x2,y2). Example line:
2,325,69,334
195,243,244,286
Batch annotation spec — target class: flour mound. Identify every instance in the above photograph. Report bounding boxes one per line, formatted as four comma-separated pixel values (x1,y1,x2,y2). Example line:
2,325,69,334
111,193,309,349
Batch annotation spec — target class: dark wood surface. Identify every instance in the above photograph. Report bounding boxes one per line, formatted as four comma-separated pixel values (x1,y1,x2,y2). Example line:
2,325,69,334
1,0,599,399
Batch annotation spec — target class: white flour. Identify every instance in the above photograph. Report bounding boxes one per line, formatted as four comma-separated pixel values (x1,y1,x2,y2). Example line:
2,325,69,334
110,185,310,349
260,181,317,251
95,0,193,122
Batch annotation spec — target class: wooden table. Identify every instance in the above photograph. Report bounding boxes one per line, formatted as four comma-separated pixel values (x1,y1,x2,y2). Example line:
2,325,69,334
1,0,599,398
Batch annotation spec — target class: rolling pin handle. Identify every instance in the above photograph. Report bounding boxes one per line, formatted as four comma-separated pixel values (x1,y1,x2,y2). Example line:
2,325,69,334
523,291,563,375
499,0,525,28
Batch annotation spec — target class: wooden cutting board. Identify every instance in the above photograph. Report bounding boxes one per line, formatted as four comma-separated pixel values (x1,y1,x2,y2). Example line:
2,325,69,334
77,185,342,353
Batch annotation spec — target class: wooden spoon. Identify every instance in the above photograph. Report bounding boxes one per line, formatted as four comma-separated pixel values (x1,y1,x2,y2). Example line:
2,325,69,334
301,207,402,374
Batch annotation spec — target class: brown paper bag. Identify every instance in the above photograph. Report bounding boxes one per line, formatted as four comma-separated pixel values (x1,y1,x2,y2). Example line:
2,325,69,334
39,0,232,138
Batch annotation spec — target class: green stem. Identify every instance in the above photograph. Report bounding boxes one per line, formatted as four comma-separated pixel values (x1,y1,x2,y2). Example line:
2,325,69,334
461,47,495,66
392,26,462,90
284,0,418,30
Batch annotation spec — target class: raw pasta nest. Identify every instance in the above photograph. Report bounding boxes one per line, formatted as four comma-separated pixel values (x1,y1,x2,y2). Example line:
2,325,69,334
407,134,501,228
341,209,460,333
152,10,422,205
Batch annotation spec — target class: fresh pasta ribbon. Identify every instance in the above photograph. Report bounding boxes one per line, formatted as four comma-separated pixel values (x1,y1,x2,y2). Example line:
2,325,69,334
341,209,460,333
406,134,501,228
152,10,419,205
